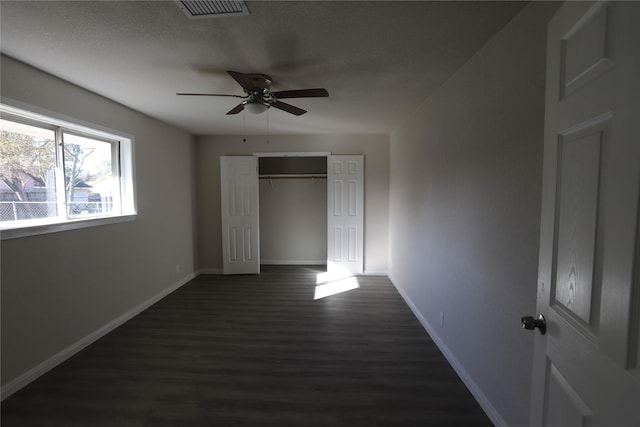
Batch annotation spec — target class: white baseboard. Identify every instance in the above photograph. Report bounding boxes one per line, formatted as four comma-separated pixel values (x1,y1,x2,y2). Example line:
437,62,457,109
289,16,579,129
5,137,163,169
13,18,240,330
388,274,508,427
259,261,388,277
0,272,197,401
198,266,388,277
198,268,223,275
362,270,388,276
260,259,326,265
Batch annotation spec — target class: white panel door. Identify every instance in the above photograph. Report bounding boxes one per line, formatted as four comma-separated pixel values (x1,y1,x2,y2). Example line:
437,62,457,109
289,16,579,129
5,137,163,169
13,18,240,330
220,156,259,275
529,2,640,426
327,155,364,275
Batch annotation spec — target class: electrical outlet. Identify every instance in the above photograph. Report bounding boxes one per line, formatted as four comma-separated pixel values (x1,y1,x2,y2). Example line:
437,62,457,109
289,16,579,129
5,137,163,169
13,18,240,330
440,312,445,328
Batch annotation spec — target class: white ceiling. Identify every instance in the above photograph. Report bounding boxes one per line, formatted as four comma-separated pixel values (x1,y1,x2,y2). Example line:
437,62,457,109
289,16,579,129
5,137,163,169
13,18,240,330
0,1,525,135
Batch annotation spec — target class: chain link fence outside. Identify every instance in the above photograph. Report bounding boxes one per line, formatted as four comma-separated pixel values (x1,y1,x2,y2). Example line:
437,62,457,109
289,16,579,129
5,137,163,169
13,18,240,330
1,200,114,222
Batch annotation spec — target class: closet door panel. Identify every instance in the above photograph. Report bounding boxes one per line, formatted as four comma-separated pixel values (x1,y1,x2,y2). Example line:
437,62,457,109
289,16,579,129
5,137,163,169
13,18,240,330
327,155,364,275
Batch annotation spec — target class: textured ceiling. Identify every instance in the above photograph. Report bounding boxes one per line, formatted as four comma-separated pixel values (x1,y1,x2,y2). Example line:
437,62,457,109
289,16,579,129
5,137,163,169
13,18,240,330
0,1,525,135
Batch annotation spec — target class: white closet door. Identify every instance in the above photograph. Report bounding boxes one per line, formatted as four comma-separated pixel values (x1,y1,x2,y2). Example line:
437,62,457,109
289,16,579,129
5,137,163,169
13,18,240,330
220,156,259,275
327,155,364,275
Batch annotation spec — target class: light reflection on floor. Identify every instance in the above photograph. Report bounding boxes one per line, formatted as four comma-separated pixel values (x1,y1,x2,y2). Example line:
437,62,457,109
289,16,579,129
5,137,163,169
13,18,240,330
314,264,360,300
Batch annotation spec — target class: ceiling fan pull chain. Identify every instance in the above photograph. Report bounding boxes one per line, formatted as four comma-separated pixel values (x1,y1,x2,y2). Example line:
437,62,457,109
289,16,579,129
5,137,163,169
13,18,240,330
242,111,247,142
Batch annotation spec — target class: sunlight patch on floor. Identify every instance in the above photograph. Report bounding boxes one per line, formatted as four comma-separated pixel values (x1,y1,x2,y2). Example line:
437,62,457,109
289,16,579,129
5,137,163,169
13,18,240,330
314,277,360,300
314,263,359,300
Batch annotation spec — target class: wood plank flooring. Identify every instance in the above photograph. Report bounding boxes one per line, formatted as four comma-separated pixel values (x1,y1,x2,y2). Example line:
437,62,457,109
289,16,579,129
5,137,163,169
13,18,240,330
1,265,493,426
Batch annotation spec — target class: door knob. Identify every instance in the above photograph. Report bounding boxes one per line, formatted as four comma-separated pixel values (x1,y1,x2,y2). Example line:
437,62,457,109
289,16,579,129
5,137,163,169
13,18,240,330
521,314,546,335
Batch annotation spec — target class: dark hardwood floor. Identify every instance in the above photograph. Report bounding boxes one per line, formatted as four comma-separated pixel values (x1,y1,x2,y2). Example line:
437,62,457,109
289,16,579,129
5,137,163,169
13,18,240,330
2,265,493,426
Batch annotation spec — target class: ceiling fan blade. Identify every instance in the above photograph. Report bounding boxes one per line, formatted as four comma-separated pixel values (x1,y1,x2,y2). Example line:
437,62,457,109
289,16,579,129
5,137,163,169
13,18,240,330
270,101,307,116
226,103,245,115
271,88,329,99
227,70,256,92
176,93,244,98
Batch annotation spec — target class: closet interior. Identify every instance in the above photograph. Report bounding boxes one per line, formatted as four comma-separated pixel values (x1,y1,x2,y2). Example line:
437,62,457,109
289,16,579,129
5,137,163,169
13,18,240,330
258,156,328,265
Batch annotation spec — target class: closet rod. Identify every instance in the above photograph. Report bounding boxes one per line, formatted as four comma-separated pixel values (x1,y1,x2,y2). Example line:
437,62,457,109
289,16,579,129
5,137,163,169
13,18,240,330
259,174,327,179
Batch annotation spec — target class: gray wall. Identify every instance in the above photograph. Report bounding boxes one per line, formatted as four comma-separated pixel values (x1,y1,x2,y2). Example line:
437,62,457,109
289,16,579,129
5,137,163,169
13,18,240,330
388,3,559,426
195,134,389,274
1,56,197,387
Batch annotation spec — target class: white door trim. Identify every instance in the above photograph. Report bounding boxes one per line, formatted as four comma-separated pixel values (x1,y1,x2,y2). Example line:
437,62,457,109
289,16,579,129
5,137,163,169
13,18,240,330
253,152,331,157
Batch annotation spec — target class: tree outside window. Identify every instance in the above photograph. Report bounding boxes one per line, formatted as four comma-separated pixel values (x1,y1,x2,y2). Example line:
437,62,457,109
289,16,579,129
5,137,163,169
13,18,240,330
1,118,118,223
0,119,57,221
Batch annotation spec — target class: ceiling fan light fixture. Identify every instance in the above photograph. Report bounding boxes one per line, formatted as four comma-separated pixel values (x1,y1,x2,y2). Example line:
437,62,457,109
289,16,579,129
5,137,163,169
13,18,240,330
245,101,269,114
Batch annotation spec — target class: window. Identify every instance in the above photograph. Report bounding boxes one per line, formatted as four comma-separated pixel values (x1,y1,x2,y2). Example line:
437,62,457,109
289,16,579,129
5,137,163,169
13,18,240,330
1,103,136,238
62,132,119,218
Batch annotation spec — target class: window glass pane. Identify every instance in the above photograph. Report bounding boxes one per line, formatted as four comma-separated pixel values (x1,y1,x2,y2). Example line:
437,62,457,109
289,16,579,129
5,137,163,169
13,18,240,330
63,132,118,218
1,103,135,237
0,119,58,223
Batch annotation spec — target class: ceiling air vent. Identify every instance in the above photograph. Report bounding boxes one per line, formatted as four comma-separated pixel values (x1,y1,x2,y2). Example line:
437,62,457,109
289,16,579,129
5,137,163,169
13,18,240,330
176,0,250,19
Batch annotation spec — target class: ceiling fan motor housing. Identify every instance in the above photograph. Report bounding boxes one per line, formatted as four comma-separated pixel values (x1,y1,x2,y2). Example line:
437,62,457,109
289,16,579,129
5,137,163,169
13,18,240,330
244,73,272,95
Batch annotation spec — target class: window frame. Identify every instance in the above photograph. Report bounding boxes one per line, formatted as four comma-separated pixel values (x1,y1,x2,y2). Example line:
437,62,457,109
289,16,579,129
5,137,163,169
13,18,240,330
0,99,137,240
60,129,122,218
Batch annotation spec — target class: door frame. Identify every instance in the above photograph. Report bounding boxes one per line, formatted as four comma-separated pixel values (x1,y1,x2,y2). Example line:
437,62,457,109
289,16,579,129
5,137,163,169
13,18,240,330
253,152,331,158
256,151,330,267
241,151,364,274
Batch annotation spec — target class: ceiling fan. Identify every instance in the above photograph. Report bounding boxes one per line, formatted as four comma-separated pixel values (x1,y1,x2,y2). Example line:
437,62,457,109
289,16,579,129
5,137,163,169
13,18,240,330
177,70,329,116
